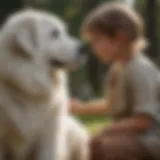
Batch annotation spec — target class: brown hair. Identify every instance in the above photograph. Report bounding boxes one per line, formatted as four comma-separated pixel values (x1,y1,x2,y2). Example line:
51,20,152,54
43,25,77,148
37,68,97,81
82,2,147,50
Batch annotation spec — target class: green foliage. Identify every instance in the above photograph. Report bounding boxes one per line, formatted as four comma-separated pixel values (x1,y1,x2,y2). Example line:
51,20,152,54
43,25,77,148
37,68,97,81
0,0,23,26
77,115,111,133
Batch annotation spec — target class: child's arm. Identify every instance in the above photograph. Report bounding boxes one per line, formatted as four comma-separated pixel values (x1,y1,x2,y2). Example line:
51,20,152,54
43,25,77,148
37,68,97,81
69,99,109,115
102,114,153,135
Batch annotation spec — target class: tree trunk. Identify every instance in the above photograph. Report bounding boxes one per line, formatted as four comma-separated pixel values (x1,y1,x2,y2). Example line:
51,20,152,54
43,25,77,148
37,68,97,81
145,0,158,59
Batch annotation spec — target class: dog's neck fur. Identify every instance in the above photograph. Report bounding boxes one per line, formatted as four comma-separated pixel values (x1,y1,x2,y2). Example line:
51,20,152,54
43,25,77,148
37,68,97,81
0,68,68,110
0,71,68,139
1,79,51,105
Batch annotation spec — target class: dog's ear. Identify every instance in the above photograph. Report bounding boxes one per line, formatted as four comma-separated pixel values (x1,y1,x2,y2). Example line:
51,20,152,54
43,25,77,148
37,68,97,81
11,19,38,59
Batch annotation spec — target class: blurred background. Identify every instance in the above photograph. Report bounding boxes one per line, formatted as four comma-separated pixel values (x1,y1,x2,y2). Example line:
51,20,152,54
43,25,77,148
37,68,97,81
0,0,158,100
0,0,159,132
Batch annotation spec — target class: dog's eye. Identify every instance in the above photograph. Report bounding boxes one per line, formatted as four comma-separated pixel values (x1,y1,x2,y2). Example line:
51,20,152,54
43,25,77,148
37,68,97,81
51,29,60,38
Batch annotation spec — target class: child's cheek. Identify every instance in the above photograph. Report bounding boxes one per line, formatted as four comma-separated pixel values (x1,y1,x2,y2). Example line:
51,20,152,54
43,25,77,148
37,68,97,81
106,44,120,61
92,40,116,62
94,45,109,62
100,45,117,62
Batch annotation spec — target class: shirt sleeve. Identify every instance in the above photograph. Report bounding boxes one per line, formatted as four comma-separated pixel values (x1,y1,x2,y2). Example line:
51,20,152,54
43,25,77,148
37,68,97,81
125,57,159,118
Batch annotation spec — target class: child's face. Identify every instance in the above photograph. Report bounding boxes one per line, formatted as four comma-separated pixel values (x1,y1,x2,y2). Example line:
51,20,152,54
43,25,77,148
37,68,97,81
84,32,125,63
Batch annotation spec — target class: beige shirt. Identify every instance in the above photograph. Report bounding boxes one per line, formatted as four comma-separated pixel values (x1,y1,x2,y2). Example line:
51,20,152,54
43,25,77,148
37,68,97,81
107,54,160,158
107,54,160,121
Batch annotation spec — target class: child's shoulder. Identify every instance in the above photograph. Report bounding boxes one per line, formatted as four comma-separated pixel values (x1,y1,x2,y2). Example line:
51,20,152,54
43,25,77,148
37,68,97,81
125,54,159,77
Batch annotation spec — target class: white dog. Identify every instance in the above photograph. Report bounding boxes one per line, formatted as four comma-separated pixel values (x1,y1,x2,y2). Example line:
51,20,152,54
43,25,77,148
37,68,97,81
0,9,89,160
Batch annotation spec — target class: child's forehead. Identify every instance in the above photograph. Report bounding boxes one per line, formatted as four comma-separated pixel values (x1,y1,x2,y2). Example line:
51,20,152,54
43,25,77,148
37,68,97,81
82,30,106,41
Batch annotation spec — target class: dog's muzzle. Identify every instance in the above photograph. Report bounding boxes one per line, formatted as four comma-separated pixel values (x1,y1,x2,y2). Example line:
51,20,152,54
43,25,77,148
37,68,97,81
50,43,88,69
77,43,88,57
76,43,88,63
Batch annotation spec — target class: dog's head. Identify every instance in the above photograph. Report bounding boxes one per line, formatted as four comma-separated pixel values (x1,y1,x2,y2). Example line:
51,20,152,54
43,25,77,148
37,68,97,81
0,10,87,96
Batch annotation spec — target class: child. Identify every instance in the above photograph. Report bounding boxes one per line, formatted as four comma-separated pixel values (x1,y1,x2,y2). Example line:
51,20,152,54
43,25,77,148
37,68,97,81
79,2,159,160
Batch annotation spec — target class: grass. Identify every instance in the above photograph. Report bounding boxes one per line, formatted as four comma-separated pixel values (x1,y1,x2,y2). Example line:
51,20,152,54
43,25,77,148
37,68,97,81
76,115,111,134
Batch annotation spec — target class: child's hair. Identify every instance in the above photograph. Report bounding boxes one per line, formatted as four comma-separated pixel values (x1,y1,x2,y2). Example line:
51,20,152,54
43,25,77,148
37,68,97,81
82,2,147,51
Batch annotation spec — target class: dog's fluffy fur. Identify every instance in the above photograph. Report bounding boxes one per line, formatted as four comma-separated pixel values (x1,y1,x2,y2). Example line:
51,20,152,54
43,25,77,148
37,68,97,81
0,9,89,160
66,116,89,160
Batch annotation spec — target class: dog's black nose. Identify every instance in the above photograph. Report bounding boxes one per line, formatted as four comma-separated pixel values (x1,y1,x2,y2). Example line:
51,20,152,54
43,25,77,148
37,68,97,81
78,43,88,55
50,59,66,68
